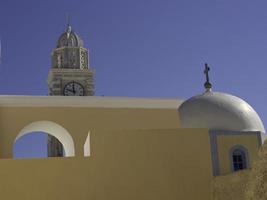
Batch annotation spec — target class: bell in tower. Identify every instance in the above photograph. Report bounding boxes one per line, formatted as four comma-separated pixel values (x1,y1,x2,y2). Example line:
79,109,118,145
47,22,95,157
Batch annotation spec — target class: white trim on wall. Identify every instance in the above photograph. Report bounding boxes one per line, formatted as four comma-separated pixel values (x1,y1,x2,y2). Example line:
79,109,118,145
0,95,183,108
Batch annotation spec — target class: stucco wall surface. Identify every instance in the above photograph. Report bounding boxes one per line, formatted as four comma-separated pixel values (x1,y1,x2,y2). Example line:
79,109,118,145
0,129,213,200
0,106,180,158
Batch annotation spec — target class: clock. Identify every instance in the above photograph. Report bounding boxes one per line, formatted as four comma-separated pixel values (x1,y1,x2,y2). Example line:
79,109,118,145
63,82,84,96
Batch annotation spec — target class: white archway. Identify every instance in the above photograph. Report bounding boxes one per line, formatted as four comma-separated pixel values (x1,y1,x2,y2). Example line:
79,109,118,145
15,121,75,157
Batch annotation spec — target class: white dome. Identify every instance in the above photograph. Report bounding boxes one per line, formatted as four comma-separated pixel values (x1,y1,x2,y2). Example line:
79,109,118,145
178,91,265,132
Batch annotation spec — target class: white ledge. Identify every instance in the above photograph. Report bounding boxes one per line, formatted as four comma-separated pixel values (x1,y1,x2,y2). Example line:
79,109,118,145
0,95,183,109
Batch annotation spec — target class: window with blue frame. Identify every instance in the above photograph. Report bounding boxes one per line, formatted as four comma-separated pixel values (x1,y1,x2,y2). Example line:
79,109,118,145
232,149,247,171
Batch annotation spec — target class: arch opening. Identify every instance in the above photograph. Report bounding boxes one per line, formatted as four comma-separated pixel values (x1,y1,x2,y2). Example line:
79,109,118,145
13,132,66,159
14,121,75,158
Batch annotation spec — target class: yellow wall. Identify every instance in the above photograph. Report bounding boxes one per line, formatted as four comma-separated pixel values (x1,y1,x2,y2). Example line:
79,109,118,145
0,129,213,200
0,107,179,158
0,105,261,199
216,134,260,175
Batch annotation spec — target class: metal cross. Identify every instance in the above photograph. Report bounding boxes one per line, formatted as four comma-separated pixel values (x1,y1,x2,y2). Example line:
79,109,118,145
204,63,212,90
204,63,210,83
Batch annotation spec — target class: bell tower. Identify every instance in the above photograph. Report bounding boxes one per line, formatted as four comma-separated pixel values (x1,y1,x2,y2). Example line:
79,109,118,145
47,23,94,156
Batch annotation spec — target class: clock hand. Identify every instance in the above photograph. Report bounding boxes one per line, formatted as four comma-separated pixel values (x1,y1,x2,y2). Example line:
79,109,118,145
66,88,74,93
72,82,75,94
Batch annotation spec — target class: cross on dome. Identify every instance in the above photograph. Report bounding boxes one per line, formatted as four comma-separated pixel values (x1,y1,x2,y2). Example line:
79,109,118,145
204,63,212,91
66,14,72,37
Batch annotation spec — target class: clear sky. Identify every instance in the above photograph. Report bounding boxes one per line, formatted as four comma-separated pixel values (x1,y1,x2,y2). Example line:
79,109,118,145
2,0,267,157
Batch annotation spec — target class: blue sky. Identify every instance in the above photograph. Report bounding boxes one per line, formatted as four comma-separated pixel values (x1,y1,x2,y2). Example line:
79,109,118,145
2,0,267,157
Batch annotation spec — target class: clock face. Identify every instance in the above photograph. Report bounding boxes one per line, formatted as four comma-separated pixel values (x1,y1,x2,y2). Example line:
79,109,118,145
63,82,84,96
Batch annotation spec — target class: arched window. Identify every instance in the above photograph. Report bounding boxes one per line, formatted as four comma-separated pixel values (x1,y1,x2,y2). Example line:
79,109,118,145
230,145,249,172
232,149,246,171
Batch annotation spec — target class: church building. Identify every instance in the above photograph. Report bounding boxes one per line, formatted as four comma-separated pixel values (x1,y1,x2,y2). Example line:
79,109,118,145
0,23,264,200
